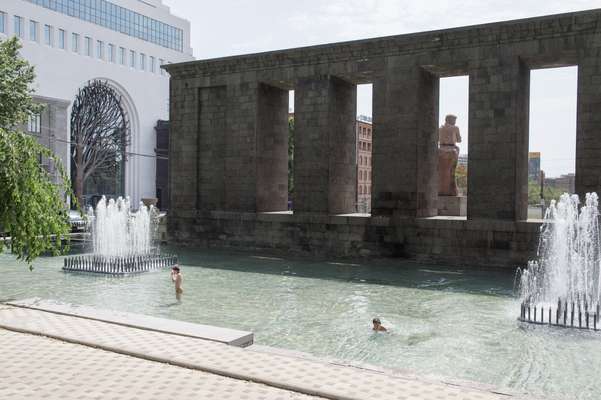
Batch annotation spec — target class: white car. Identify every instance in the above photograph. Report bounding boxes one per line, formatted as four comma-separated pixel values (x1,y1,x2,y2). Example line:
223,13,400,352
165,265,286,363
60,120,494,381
68,210,87,232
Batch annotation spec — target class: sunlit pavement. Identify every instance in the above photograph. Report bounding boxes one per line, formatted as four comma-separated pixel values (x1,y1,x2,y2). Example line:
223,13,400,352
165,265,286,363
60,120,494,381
0,304,526,400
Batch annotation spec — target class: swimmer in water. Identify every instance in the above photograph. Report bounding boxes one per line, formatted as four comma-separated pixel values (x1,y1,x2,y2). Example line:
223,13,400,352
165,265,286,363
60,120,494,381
171,265,183,301
372,317,387,332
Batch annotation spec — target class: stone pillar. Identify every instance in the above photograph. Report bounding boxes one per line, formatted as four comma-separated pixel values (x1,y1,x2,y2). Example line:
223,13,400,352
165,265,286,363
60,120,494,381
576,52,601,196
294,75,357,214
224,82,259,212
169,82,200,214
468,57,529,220
197,85,227,211
256,84,289,212
372,62,439,217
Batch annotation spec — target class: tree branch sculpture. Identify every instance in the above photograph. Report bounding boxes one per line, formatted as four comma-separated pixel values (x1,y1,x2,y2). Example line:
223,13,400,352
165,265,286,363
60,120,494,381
70,80,130,205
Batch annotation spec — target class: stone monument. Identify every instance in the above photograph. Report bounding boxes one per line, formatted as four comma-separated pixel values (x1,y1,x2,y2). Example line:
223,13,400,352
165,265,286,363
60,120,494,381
437,115,466,216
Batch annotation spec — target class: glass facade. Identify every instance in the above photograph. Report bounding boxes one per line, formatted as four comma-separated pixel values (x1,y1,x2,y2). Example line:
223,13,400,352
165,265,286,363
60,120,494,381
30,20,38,41
14,16,23,38
24,0,184,52
58,28,65,49
0,12,5,34
44,24,52,45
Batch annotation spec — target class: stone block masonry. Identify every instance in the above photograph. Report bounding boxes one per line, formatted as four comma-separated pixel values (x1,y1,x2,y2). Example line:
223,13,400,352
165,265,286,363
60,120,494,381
165,9,601,267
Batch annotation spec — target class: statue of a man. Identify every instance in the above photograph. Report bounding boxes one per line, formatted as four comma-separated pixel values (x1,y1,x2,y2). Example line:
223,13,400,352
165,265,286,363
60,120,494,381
438,114,462,196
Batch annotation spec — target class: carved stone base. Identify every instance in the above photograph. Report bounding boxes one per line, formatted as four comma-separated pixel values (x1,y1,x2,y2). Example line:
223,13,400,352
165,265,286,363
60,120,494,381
438,196,467,216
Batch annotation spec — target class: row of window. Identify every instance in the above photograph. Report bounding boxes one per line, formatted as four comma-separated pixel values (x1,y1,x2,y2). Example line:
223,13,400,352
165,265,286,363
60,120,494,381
359,141,371,151
358,125,372,138
2,12,170,75
359,155,371,166
358,185,371,195
358,169,371,182
24,0,184,52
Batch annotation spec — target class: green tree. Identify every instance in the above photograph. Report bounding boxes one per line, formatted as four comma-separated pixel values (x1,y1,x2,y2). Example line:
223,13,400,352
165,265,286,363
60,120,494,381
0,37,72,265
527,179,564,205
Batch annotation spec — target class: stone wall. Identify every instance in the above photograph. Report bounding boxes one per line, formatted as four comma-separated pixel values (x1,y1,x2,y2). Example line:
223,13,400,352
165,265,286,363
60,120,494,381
165,9,601,268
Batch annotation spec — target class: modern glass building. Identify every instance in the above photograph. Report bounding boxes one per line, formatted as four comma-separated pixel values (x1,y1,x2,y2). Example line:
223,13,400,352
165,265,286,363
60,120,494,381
23,0,184,51
1,0,193,205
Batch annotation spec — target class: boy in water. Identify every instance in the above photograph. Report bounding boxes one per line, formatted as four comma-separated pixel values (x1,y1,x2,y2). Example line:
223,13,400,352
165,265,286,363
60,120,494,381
372,317,387,332
171,265,183,300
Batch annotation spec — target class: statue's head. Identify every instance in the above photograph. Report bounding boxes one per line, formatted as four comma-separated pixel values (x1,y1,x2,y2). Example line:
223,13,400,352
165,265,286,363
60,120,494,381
445,114,457,125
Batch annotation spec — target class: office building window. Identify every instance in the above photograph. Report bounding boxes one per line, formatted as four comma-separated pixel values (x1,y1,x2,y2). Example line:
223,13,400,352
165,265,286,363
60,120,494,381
22,0,185,52
129,50,135,68
85,36,92,56
29,20,38,42
159,58,165,75
108,43,114,62
27,113,41,134
0,12,5,34
96,40,103,59
58,29,65,49
14,16,23,38
139,53,146,71
72,33,79,52
119,47,126,65
44,24,52,46
149,56,155,73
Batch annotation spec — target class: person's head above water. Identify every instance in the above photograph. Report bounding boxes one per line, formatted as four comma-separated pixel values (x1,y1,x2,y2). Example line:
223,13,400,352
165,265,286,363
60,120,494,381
372,317,388,332
172,265,180,272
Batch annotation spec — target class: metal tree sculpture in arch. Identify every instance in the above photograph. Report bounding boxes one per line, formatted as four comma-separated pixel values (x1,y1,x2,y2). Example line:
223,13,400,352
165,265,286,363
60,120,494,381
70,80,130,206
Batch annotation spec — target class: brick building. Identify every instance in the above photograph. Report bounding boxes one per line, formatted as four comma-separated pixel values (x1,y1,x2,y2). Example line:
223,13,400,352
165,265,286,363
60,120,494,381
356,118,372,213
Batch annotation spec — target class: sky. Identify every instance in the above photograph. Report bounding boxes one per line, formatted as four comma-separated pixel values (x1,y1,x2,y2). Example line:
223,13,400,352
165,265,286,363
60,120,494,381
163,0,600,177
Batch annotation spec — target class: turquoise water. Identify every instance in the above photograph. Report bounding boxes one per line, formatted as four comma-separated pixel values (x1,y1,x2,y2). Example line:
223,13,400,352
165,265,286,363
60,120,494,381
1,247,600,400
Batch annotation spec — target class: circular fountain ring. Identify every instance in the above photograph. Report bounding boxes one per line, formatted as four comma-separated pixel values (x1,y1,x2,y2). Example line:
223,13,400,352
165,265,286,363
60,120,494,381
518,192,601,331
63,196,177,275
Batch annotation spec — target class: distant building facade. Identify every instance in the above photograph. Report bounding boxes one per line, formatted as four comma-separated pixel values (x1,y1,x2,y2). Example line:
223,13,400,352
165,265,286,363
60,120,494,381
357,118,372,213
546,173,575,194
528,152,541,181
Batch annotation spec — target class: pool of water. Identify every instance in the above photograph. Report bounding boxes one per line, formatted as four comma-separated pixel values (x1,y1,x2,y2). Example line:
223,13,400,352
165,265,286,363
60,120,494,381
1,247,599,400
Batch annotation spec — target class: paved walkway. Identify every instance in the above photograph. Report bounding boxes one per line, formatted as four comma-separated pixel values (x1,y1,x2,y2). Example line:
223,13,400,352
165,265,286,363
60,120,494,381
0,305,523,400
0,328,321,400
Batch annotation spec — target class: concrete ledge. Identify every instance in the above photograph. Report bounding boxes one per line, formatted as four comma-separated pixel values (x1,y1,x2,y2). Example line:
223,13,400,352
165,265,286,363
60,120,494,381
7,298,253,347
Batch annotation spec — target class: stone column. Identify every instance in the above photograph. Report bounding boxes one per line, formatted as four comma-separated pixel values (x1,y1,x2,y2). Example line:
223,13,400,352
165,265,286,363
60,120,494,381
468,57,529,220
169,82,200,214
372,62,439,217
256,83,289,212
223,82,260,212
197,85,227,211
576,52,601,196
294,75,357,214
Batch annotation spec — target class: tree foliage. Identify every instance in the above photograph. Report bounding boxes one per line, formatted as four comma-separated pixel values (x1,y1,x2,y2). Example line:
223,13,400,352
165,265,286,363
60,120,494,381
0,37,72,264
71,80,129,205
